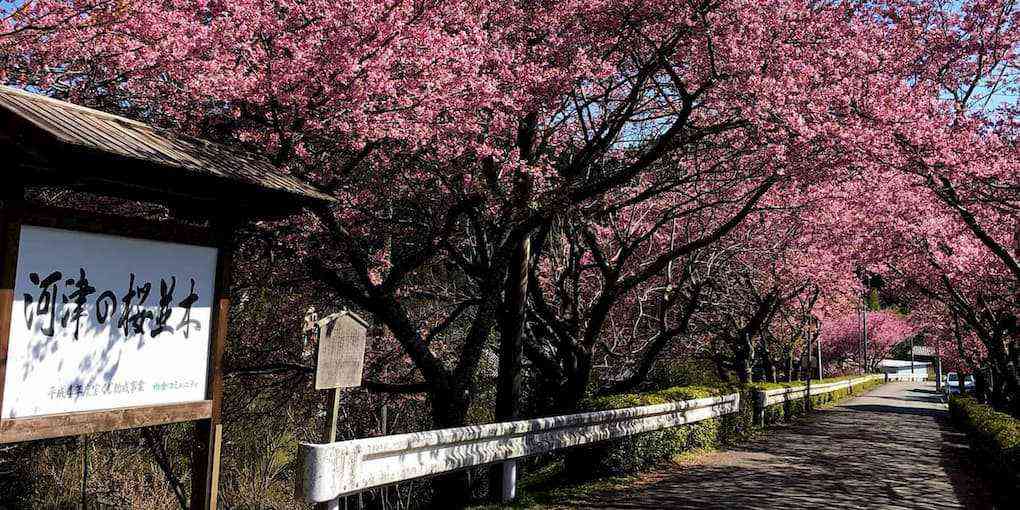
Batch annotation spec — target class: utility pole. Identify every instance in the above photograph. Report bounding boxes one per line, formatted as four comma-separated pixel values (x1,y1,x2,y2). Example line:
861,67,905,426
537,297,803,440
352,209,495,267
805,319,818,411
935,338,943,392
861,288,869,373
910,335,916,381
816,331,823,380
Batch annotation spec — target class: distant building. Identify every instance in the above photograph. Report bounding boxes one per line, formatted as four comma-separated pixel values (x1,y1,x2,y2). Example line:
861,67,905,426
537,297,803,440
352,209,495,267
877,359,930,382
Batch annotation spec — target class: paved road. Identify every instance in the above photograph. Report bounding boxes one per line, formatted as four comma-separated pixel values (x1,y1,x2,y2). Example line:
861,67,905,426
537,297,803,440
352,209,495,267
554,382,999,509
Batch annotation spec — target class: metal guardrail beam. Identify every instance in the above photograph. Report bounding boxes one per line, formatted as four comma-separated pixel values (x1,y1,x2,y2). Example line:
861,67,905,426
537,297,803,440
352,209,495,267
298,393,740,503
761,375,881,407
299,375,885,504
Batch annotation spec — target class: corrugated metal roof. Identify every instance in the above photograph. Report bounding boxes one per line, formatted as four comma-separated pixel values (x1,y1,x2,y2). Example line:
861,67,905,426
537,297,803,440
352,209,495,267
0,86,334,204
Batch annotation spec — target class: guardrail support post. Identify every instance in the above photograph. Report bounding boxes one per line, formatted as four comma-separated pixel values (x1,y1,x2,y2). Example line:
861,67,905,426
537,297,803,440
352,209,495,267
500,461,517,502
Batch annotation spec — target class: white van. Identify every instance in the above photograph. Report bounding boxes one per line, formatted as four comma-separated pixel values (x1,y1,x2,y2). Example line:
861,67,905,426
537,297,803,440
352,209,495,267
944,372,975,395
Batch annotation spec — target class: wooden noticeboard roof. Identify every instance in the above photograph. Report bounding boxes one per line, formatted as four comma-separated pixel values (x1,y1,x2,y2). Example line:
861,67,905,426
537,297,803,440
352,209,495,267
0,86,335,216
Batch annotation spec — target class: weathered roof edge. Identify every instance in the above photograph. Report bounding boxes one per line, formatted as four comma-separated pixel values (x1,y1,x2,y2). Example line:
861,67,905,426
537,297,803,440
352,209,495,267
0,86,337,207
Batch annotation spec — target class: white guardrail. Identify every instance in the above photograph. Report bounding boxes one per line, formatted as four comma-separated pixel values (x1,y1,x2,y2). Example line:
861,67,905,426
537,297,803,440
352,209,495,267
298,374,884,504
884,373,926,382
760,374,882,407
299,393,739,503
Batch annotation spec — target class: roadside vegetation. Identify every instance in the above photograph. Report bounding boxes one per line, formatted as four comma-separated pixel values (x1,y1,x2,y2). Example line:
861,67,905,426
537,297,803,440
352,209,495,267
949,396,1020,498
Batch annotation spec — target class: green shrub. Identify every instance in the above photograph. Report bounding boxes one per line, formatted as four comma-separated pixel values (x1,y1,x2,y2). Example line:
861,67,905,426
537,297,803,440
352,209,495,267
566,385,753,480
948,396,1020,496
584,385,725,410
748,375,875,391
646,359,728,389
564,377,883,480
754,377,881,424
757,376,884,426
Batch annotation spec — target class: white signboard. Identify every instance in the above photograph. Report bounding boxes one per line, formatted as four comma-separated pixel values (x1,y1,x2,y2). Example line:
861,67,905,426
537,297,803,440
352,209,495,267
2,225,217,419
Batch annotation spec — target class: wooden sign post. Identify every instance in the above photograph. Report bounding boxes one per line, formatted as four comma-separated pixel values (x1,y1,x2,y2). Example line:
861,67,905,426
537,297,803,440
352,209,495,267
314,310,368,443
310,310,368,510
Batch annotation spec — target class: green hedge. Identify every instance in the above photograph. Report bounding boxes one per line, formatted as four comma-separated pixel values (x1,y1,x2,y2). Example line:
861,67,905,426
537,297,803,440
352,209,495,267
749,375,855,391
948,396,1020,495
756,376,884,425
566,377,884,479
565,385,754,480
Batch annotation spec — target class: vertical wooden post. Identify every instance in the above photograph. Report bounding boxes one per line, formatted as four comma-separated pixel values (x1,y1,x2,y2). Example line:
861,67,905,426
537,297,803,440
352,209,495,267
323,388,341,444
0,183,25,419
80,434,90,510
191,220,234,510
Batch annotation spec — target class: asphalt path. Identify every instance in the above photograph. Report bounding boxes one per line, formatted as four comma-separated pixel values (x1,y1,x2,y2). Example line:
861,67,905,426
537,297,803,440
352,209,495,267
552,382,1000,509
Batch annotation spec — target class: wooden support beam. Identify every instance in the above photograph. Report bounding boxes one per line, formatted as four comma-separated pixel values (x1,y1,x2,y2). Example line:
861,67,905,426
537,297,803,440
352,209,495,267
0,183,25,420
0,401,213,443
190,218,236,510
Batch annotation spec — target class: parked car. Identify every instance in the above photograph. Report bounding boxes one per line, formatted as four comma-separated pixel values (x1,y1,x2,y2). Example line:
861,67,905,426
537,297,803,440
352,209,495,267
944,372,975,395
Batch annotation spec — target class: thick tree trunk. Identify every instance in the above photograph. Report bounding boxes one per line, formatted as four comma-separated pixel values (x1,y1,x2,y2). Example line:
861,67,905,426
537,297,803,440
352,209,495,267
973,369,989,404
428,387,473,506
985,339,1020,414
786,350,794,382
490,235,530,502
760,336,777,383
735,333,754,385
561,350,593,412
495,238,530,421
731,293,777,384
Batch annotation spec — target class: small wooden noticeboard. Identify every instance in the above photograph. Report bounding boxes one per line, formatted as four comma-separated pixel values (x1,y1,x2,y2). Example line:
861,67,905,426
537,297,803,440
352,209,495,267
315,311,368,390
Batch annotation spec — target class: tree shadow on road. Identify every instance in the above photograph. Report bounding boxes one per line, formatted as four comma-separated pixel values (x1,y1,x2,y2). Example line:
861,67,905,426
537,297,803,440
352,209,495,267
551,394,1001,509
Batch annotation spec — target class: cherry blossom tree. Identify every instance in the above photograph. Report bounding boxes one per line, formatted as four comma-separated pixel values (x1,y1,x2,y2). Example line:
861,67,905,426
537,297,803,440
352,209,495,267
819,310,917,374
2,0,927,423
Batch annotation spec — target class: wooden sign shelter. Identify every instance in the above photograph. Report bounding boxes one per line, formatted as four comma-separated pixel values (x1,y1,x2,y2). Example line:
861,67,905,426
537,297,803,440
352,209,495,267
0,86,335,509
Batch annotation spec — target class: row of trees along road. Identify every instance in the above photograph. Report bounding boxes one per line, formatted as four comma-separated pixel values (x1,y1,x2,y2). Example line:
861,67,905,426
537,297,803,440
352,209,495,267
1,0,1018,507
